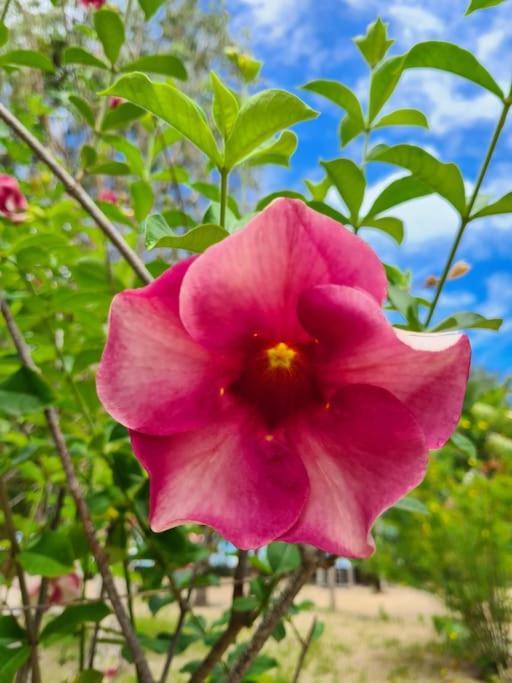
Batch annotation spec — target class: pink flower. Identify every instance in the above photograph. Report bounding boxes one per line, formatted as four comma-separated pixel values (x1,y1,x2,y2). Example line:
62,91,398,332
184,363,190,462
26,573,81,607
80,0,105,8
0,174,27,223
109,96,124,109
98,189,118,204
97,199,470,557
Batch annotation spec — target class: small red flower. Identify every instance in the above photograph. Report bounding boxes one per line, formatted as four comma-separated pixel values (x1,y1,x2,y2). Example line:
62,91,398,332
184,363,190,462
98,189,118,205
109,96,124,109
0,175,27,223
97,199,471,557
80,0,105,8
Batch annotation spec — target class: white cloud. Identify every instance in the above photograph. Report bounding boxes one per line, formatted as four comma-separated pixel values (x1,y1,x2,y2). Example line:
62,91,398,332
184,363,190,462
480,272,512,319
387,4,444,42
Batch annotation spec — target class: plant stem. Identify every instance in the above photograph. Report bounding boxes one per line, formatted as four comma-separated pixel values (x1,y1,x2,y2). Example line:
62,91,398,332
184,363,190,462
291,617,317,683
219,168,228,229
0,103,152,284
424,96,511,327
0,298,154,683
123,557,136,628
225,548,320,683
189,549,252,683
0,0,11,22
0,477,42,683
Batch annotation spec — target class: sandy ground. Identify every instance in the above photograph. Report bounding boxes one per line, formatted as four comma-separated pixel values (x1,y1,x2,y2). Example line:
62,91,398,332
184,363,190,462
39,582,480,682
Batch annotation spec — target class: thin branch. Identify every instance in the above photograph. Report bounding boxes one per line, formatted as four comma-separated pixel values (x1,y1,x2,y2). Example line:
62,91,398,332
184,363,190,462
225,548,321,683
291,617,317,683
425,94,511,326
0,298,154,683
189,549,252,683
0,477,42,683
0,102,152,285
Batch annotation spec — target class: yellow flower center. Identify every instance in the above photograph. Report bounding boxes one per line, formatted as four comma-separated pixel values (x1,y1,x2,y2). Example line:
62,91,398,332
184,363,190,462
266,342,297,370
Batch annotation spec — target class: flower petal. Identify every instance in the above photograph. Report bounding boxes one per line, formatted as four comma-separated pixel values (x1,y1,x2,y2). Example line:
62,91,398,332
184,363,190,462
180,198,387,351
279,384,427,557
130,402,310,549
97,258,238,435
299,284,470,449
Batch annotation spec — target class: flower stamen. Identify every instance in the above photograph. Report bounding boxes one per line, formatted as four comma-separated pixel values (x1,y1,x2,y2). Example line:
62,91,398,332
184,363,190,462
266,342,297,370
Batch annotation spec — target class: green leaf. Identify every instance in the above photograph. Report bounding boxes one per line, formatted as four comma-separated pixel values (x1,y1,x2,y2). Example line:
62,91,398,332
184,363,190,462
0,50,54,72
225,46,262,83
138,0,165,20
369,55,405,122
107,135,145,176
73,672,104,683
466,0,507,14
101,102,145,131
40,603,111,643
210,71,240,139
473,192,512,218
0,367,53,417
224,89,318,169
340,115,365,146
432,312,502,332
232,596,259,612
88,161,131,176
97,201,133,227
130,180,154,222
374,108,428,129
68,95,95,127
361,216,404,244
121,53,187,80
191,181,240,217
321,157,366,221
19,530,74,578
302,79,364,123
394,497,428,514
267,542,301,575
272,621,286,642
256,191,306,211
305,176,331,202
0,23,8,48
0,646,30,683
0,617,25,645
404,41,503,99
62,46,108,70
144,214,228,252
387,284,421,330
94,9,124,65
102,73,221,165
243,130,298,168
368,144,466,214
450,431,477,458
354,17,394,68
366,175,433,217
307,200,349,225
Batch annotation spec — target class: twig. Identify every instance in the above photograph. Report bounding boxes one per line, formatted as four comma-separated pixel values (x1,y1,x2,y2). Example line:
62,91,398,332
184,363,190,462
225,548,320,683
0,102,152,285
33,486,65,632
0,297,154,683
291,617,317,683
189,550,252,683
425,90,511,326
0,477,42,683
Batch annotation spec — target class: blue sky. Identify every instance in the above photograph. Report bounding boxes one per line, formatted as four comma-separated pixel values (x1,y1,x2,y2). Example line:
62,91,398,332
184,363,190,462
226,0,512,375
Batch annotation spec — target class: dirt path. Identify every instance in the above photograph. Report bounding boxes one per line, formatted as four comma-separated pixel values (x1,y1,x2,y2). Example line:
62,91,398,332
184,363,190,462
38,583,479,682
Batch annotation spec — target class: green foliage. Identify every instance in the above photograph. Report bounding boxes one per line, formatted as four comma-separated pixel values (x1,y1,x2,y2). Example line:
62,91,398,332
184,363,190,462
144,214,228,251
368,144,467,214
466,0,508,13
354,17,394,68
